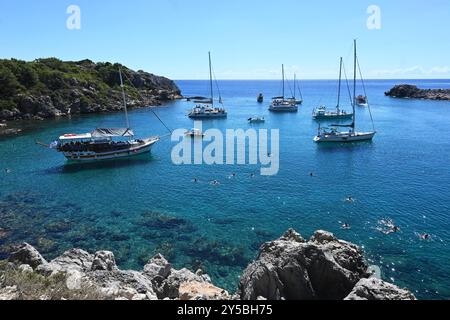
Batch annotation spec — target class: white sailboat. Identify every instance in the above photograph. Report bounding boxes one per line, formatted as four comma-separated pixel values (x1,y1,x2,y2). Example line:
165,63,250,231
188,52,227,119
312,57,353,120
269,64,298,112
314,40,376,143
287,74,303,105
51,68,159,161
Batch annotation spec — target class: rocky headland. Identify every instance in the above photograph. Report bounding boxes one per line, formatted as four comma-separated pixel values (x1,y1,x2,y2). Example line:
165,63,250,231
0,229,415,300
385,84,450,101
0,58,181,133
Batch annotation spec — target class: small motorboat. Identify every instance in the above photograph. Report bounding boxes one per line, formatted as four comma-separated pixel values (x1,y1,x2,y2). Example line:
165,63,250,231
356,95,368,106
257,93,264,103
248,117,265,123
185,128,205,138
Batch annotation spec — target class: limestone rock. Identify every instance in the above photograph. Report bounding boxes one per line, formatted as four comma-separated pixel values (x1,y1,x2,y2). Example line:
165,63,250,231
179,281,230,300
91,251,117,272
0,286,19,300
8,243,47,269
344,278,416,300
36,248,93,276
238,229,368,300
155,268,211,299
143,253,172,279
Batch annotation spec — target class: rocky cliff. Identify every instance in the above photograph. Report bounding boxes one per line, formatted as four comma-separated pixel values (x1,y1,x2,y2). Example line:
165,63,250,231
0,58,181,122
385,84,450,101
0,229,415,300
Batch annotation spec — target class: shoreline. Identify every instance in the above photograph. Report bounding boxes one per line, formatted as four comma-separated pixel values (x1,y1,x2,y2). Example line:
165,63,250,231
0,100,182,139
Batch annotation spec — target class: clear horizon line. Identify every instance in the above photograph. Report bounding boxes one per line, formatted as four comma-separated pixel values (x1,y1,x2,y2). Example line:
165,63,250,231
174,78,450,81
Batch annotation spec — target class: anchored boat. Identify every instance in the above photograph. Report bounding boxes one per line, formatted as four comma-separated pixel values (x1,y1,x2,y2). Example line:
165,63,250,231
188,52,227,119
257,93,264,103
248,117,265,123
50,68,160,161
287,74,303,105
269,65,298,112
314,40,376,143
312,57,353,120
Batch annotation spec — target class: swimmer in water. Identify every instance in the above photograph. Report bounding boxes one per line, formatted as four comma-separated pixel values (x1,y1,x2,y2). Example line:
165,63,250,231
250,173,255,178
211,180,220,186
4,168,11,174
341,223,351,230
310,172,314,177
193,178,198,183
419,233,431,240
345,196,354,203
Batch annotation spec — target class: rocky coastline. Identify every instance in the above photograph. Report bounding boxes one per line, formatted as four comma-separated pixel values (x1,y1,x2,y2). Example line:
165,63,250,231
385,84,450,101
0,229,415,300
0,58,182,137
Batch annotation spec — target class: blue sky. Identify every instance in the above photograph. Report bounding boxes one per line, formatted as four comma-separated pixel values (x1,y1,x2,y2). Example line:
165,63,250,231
0,0,449,79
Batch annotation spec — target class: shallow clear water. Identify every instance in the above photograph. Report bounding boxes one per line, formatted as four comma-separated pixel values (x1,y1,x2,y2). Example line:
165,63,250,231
1,79,449,299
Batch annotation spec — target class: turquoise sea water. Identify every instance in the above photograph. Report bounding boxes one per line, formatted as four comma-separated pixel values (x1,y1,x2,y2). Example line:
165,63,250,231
1,79,449,299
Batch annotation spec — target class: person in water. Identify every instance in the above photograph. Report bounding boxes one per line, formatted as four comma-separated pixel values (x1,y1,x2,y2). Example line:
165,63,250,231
341,223,351,230
345,196,354,202
4,168,11,174
420,233,431,240
193,178,198,183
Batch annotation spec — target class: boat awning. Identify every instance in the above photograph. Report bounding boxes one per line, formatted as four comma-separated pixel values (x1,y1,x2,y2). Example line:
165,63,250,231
91,128,134,138
59,133,92,141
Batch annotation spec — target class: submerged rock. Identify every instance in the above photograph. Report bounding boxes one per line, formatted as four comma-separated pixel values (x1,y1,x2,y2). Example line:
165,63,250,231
344,278,416,300
238,229,369,300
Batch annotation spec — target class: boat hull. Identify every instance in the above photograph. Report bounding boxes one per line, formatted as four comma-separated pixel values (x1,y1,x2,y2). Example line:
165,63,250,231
269,106,298,112
313,114,353,120
62,138,159,161
188,113,227,119
314,131,376,143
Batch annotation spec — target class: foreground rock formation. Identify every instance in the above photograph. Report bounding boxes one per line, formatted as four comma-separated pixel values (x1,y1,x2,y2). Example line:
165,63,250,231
0,229,415,300
385,84,450,101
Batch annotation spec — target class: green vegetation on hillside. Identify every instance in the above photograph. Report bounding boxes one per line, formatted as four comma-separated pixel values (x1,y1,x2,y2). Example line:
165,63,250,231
0,58,179,118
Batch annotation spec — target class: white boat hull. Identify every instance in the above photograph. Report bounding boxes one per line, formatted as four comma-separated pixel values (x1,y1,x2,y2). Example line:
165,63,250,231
314,131,376,143
63,137,159,161
269,105,298,112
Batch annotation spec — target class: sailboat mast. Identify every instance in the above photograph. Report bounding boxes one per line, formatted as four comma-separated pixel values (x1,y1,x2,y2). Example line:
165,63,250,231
294,74,296,100
282,64,285,99
352,39,357,129
119,67,130,129
209,51,214,107
337,57,342,110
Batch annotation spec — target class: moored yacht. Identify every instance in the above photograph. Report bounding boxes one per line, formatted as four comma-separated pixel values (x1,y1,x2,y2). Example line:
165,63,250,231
312,106,352,120
312,57,353,120
314,40,376,143
269,64,298,112
188,52,227,119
